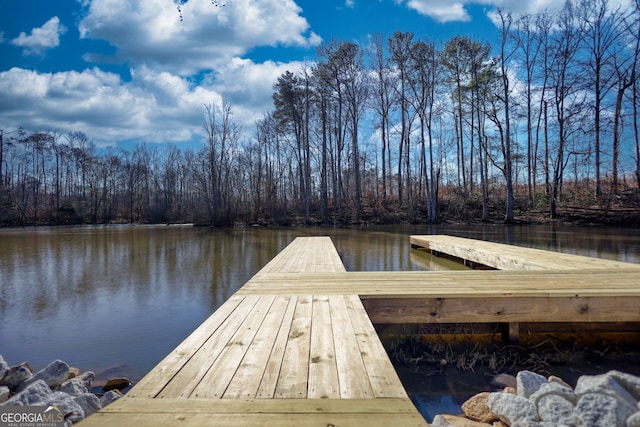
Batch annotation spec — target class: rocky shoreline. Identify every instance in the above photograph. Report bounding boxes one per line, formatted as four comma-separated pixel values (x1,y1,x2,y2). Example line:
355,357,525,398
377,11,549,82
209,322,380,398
432,369,640,427
4,354,640,426
0,355,128,426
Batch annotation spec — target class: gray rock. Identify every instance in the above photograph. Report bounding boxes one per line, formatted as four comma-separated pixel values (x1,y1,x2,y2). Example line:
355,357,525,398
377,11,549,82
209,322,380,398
493,373,517,389
487,392,538,425
46,391,85,424
0,386,9,403
76,371,95,391
1,379,51,406
16,359,69,392
429,414,452,426
59,378,88,396
530,381,577,405
99,390,122,407
627,411,640,427
609,371,640,401
548,375,572,389
74,393,101,417
517,370,547,399
0,363,33,389
575,392,635,427
575,372,637,410
536,394,576,426
0,355,7,379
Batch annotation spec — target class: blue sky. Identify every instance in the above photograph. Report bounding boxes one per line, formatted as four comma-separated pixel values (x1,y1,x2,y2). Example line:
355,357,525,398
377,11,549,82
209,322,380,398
0,0,588,148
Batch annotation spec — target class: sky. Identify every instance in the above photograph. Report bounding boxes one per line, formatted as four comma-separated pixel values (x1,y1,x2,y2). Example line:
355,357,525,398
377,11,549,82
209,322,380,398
0,0,592,149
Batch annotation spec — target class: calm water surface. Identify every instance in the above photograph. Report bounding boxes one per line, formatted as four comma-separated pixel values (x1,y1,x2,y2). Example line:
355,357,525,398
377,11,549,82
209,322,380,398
1,224,638,415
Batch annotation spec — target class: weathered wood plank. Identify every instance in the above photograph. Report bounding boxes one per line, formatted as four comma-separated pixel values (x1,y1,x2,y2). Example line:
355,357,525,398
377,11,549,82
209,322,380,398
362,295,640,324
238,270,640,298
191,295,276,398
81,397,430,426
275,295,313,398
330,294,374,399
80,412,428,427
256,296,298,399
223,295,292,399
344,294,408,398
308,295,340,399
96,397,423,414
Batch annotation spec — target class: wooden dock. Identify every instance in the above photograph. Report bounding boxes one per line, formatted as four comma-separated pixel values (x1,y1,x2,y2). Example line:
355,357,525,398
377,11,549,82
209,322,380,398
410,234,640,270
80,237,428,427
80,234,640,426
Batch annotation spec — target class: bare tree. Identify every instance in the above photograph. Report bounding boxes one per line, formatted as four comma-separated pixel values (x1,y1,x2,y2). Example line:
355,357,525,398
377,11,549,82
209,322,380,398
202,100,239,225
389,31,414,205
515,13,544,203
579,0,626,198
495,9,518,223
368,34,395,202
548,1,585,218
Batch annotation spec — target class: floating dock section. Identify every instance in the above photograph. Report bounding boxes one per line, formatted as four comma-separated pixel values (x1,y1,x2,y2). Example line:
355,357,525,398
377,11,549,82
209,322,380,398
80,235,640,427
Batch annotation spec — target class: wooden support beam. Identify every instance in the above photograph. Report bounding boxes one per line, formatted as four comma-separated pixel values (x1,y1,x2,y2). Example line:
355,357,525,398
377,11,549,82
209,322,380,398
360,296,640,324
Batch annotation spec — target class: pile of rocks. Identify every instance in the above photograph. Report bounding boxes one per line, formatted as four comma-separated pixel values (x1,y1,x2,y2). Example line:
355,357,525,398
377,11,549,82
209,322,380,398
432,370,640,427
0,355,126,426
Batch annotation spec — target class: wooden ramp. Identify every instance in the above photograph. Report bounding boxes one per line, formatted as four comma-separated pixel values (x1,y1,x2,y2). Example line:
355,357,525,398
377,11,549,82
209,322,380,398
80,237,428,427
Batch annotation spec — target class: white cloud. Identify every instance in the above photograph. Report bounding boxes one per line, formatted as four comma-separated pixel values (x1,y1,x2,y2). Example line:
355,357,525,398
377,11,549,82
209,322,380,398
345,0,355,8
210,58,309,125
0,56,306,146
0,66,206,145
11,16,67,55
401,0,557,23
401,0,634,23
406,0,471,22
0,1,321,146
78,0,321,75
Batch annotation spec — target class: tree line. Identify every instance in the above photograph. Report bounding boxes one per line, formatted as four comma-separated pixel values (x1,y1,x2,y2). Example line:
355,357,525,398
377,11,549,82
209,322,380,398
1,0,639,227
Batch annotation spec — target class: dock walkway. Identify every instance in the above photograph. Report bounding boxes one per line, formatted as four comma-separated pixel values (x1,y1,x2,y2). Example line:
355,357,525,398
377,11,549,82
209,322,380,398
410,234,640,270
81,235,640,426
80,237,428,427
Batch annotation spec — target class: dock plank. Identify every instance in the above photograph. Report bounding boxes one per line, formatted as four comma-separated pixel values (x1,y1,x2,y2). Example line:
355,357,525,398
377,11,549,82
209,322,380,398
191,295,276,399
344,294,408,398
238,270,640,298
256,296,298,399
308,295,340,399
330,294,375,399
275,295,313,398
223,295,291,399
80,398,427,427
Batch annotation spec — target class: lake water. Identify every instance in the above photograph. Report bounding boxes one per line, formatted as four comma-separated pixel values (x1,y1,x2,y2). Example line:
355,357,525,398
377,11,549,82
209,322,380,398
1,224,638,418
